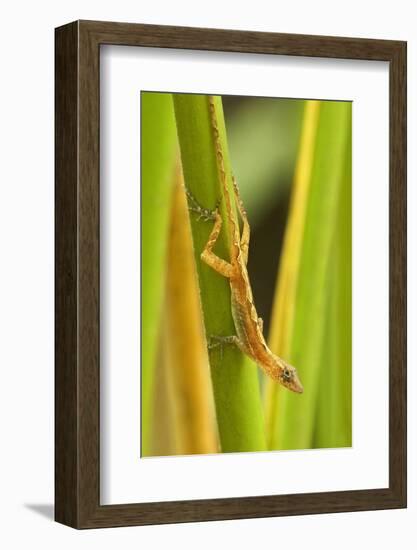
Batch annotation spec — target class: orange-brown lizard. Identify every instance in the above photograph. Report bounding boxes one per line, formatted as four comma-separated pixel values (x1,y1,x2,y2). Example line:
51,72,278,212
186,96,303,394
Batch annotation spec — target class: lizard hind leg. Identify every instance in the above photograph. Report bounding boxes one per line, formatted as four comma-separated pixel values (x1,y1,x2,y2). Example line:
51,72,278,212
185,188,218,222
232,176,250,265
201,209,235,279
258,317,264,334
184,187,233,278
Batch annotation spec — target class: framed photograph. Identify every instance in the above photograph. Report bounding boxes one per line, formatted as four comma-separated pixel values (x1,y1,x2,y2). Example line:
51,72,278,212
55,20,406,528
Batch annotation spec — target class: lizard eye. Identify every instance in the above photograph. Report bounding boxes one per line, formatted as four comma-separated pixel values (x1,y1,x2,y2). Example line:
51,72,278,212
282,368,292,383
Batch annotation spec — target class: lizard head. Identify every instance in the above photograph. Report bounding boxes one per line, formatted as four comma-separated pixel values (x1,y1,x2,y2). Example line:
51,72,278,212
273,359,303,394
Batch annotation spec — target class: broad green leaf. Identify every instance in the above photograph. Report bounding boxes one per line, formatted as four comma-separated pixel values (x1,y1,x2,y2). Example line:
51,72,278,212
266,101,352,450
141,92,177,456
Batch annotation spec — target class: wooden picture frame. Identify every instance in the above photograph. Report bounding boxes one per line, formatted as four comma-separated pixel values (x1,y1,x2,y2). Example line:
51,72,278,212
55,20,407,529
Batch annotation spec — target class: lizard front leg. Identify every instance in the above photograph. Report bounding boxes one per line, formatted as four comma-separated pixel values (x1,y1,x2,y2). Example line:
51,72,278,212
208,334,250,357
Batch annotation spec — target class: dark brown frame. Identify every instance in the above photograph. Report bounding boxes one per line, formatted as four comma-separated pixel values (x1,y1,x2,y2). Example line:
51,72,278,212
55,20,407,529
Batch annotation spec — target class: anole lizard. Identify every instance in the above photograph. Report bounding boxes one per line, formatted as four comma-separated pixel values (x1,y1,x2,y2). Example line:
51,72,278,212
186,96,303,394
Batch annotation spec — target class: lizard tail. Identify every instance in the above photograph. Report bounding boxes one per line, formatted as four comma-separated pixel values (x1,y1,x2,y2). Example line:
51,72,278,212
208,96,240,262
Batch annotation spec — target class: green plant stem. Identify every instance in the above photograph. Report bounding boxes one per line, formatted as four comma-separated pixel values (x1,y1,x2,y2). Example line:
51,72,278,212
173,94,266,452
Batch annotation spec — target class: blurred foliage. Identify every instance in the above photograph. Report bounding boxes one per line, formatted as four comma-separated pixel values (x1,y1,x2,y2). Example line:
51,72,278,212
161,172,219,455
313,112,352,448
265,101,352,449
223,96,304,225
141,93,177,456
